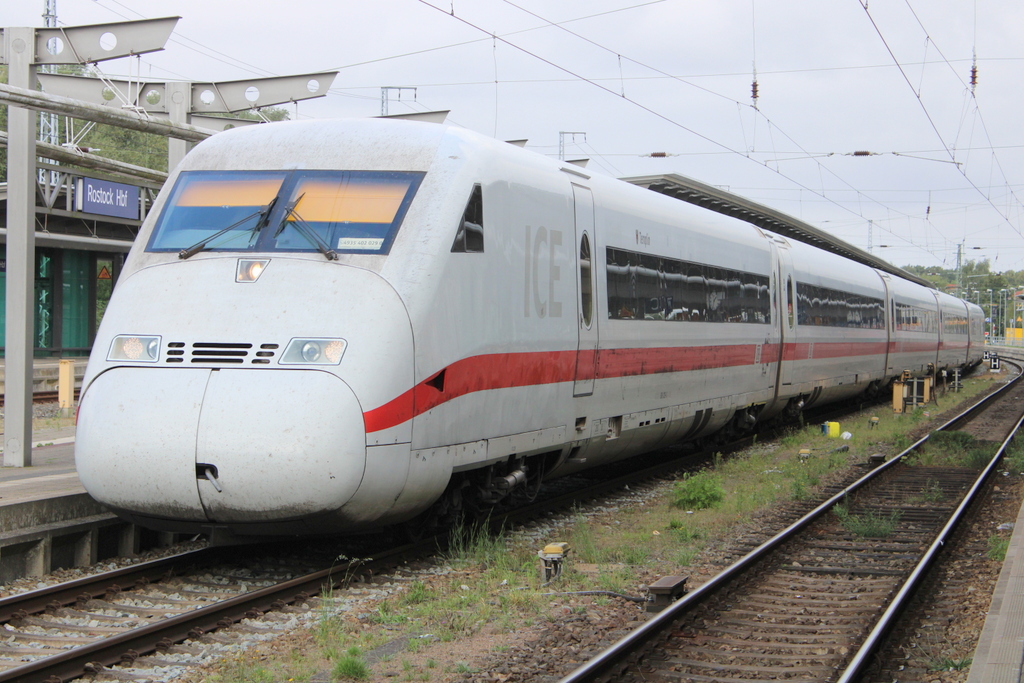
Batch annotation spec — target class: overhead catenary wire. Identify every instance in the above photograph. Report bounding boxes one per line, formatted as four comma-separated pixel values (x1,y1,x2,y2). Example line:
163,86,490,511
442,0,945,262
858,0,1024,240
54,0,1023,267
488,0,960,258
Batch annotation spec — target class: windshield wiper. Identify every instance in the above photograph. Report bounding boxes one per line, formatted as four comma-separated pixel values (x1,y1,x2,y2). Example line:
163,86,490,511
274,194,339,261
178,197,278,260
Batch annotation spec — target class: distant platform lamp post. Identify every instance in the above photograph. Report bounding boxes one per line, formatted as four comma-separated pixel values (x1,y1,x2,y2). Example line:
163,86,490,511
1,17,177,467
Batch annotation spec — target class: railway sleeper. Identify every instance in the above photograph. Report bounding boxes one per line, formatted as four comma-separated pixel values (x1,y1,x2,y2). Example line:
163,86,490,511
652,656,836,675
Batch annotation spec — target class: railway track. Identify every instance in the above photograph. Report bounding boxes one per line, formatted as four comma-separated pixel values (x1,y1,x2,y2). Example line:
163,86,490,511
0,361,1012,682
557,356,1024,683
0,390,79,407
0,541,408,682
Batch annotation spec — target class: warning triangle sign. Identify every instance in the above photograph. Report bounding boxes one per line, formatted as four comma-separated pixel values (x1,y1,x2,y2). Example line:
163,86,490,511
97,266,112,280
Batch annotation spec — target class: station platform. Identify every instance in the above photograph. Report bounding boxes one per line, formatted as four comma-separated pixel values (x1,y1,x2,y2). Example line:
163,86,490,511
0,426,135,584
966,487,1024,682
0,425,80,506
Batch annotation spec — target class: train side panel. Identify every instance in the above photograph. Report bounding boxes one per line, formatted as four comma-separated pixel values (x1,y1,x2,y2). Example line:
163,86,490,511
883,275,940,375
780,240,889,405
935,292,971,370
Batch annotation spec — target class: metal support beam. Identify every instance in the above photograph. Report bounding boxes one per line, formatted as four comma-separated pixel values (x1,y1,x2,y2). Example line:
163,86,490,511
165,81,190,171
37,70,338,172
0,82,214,142
4,27,37,467
1,17,177,467
0,131,168,184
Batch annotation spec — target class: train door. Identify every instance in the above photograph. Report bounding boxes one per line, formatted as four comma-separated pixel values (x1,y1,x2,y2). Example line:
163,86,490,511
876,272,895,376
572,184,598,397
773,239,796,391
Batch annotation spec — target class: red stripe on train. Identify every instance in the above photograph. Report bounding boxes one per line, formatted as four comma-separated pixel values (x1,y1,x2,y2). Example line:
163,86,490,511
363,339,901,433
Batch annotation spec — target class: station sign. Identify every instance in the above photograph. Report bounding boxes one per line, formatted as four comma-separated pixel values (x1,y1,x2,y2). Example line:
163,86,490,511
76,177,140,220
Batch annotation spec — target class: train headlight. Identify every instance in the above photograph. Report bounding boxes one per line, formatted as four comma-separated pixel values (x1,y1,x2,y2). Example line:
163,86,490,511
302,341,321,362
108,335,161,362
280,338,346,365
236,258,270,283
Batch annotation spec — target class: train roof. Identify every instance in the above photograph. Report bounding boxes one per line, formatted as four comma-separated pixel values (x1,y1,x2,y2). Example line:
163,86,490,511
622,173,933,290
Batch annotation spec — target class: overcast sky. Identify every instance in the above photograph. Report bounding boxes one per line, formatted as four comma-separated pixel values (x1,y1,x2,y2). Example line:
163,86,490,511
7,0,1024,279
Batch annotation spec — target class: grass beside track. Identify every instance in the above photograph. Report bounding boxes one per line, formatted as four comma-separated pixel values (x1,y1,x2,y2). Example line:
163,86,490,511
193,371,1008,683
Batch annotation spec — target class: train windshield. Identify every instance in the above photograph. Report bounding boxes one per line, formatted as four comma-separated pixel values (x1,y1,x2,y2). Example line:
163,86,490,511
147,170,423,256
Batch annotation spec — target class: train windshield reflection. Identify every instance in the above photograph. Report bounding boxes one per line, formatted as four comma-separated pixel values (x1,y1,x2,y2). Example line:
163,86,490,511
147,170,424,255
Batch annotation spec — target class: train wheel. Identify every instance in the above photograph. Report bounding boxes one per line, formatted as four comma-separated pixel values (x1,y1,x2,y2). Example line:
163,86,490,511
403,483,465,542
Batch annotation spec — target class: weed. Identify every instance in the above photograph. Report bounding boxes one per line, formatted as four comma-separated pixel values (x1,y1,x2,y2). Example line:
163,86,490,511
570,512,602,563
834,503,901,537
332,647,369,680
673,547,700,566
910,431,997,468
209,660,276,683
595,566,635,593
928,655,972,671
671,471,725,510
608,542,650,565
988,534,1010,562
780,432,802,448
1005,439,1024,473
666,522,702,543
915,479,944,503
402,581,434,605
369,600,406,625
892,434,912,454
447,522,510,569
428,604,479,642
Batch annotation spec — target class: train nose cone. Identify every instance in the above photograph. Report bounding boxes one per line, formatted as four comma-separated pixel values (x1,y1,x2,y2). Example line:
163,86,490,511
76,368,366,526
194,369,365,523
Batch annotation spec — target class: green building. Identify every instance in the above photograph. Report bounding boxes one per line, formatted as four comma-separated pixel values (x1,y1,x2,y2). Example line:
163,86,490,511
0,172,152,357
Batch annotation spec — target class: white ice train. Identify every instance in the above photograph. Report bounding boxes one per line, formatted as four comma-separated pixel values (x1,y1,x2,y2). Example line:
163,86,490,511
75,118,985,541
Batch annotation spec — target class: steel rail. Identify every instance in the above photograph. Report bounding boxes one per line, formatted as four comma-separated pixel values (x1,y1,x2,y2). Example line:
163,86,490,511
835,400,1024,682
6,356,1014,682
0,538,428,683
0,546,225,625
557,359,1023,683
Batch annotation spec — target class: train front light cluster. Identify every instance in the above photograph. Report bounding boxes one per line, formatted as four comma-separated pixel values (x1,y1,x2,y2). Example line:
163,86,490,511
236,259,270,283
108,335,161,362
280,338,347,365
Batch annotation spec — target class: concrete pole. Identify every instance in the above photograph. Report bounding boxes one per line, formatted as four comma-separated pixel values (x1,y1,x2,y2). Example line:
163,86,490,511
4,27,38,467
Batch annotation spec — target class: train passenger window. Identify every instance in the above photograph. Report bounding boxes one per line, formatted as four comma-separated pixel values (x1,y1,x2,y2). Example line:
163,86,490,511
794,282,884,329
942,312,967,335
605,246,769,324
894,302,937,333
451,185,484,253
579,233,593,327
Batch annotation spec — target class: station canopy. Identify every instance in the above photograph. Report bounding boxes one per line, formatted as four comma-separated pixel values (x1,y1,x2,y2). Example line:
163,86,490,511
622,173,932,289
